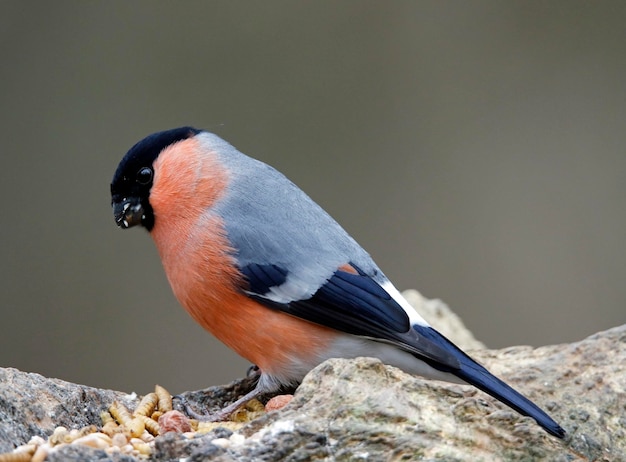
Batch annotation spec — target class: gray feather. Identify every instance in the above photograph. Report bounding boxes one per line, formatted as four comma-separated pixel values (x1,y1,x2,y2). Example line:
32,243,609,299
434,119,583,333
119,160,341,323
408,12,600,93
198,132,382,301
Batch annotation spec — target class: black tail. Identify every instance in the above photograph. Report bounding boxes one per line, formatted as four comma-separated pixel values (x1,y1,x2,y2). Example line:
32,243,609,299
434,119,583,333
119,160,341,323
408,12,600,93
452,351,565,438
417,326,565,438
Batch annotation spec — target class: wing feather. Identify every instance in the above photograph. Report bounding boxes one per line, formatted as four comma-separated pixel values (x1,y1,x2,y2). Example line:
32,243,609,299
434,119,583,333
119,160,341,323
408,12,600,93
239,262,460,369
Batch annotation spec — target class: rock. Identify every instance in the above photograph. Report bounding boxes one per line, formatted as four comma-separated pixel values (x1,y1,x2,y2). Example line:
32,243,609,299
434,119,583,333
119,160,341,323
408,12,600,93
0,368,137,454
1,296,624,461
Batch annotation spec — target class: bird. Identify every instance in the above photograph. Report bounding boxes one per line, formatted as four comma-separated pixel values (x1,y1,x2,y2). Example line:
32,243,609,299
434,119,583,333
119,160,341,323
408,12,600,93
110,127,565,438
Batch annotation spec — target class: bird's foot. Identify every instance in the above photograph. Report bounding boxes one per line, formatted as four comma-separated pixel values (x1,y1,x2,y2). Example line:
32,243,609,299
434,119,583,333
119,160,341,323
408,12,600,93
176,387,264,422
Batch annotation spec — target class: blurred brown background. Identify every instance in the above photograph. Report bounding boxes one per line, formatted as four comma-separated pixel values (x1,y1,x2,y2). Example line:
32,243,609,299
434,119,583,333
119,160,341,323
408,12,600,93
1,1,624,395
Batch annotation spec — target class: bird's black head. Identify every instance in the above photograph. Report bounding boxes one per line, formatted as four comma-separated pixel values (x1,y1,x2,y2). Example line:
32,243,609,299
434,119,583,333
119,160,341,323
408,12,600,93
111,126,201,231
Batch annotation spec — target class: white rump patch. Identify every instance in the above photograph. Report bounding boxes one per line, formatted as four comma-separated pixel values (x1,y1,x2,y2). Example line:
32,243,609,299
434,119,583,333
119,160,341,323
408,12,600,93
381,280,430,327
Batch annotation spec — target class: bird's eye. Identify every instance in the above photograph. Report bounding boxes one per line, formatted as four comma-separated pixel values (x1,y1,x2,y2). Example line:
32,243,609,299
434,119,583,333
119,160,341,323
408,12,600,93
136,167,153,185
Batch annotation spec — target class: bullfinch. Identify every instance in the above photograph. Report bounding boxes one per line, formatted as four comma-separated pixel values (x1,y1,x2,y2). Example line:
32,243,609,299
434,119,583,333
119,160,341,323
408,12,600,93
111,127,565,438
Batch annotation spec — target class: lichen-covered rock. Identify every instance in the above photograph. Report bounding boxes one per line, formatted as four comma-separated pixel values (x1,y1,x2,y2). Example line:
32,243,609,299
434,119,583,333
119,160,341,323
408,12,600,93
0,368,137,454
1,298,624,461
44,445,137,462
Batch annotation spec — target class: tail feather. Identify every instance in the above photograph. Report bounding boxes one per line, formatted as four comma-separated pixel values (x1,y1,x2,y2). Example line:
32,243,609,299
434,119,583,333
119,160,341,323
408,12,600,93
453,351,565,438
416,326,565,438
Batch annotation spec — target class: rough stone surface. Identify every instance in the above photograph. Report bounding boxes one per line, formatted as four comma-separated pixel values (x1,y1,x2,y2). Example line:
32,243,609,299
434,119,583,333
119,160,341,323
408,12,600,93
0,367,138,453
1,295,624,461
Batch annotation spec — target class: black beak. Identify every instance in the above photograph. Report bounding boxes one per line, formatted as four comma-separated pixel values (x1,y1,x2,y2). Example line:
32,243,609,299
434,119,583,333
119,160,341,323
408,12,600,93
113,197,144,229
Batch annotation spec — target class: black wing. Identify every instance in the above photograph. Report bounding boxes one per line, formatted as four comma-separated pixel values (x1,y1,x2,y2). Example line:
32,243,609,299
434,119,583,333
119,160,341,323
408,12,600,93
240,262,460,369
